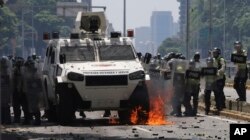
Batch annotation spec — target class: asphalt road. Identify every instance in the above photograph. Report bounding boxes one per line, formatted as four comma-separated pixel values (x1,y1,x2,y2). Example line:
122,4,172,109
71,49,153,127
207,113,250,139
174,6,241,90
1,111,249,140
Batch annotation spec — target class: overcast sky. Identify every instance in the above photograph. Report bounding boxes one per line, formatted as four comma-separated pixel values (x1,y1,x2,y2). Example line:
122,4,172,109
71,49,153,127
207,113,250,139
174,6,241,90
92,0,180,32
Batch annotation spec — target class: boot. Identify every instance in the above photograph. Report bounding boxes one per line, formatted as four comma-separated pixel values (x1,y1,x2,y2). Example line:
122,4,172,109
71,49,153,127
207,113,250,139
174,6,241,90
33,112,41,126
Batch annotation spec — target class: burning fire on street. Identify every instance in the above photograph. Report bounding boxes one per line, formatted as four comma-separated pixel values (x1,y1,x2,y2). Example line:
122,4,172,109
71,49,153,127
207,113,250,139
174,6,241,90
130,95,174,125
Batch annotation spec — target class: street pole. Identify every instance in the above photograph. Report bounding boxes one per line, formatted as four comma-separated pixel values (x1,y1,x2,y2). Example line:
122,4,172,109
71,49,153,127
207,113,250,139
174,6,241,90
123,0,126,37
22,9,25,58
209,0,212,50
186,0,189,59
32,5,34,55
223,0,226,58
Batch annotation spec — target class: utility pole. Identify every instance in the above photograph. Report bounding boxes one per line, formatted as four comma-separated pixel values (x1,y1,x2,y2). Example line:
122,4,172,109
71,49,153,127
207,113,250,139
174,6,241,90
123,0,126,37
186,0,189,59
22,9,25,58
32,4,35,55
209,0,212,50
223,0,226,58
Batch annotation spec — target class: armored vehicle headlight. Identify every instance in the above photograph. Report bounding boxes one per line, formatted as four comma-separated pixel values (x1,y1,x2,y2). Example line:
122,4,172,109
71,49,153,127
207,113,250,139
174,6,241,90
129,70,145,80
67,72,84,81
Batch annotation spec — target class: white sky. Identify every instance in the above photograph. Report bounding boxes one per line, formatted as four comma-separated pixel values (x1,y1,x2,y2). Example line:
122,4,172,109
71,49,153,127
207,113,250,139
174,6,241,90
92,0,180,31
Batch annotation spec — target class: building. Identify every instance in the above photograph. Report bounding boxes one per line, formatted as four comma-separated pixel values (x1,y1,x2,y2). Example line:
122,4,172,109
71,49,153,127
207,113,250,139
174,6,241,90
173,22,180,37
178,0,187,40
135,27,151,54
150,11,174,54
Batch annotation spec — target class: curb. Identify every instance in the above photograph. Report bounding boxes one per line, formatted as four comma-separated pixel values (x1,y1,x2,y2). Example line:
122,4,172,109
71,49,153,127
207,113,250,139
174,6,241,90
225,83,250,89
198,103,250,122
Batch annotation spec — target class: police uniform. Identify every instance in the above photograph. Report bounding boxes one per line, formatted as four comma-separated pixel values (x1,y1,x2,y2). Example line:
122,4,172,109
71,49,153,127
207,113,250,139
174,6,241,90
183,59,201,116
233,49,248,101
1,56,12,124
203,57,217,115
22,59,43,125
213,49,226,110
12,57,26,123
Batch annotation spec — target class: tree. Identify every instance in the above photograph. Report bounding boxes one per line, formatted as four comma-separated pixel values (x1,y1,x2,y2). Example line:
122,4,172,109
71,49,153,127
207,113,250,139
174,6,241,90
0,6,19,50
158,38,183,55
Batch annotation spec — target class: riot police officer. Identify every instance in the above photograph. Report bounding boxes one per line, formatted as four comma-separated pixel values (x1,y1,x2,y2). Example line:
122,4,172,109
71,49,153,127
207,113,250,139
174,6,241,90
12,57,26,123
183,55,201,116
232,41,248,101
1,56,12,124
203,57,217,115
213,48,226,111
22,58,43,125
170,54,188,117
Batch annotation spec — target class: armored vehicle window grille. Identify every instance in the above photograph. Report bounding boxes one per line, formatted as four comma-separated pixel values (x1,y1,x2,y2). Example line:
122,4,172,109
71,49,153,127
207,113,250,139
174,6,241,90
60,46,95,62
99,45,135,61
86,75,128,86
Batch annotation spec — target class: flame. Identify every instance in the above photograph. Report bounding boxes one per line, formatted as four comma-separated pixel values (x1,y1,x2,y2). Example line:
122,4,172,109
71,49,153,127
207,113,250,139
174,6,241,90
130,106,142,124
147,96,173,125
130,95,173,125
109,115,119,125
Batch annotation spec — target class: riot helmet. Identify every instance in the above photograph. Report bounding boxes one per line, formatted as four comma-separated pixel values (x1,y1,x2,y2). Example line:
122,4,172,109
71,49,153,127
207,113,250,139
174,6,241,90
213,47,221,58
234,41,242,51
175,53,182,59
193,52,200,62
32,53,37,60
179,55,186,60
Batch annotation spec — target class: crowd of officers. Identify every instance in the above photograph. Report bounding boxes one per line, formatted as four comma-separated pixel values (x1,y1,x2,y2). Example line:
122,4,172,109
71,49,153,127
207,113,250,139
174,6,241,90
0,41,248,125
1,54,43,125
154,41,248,117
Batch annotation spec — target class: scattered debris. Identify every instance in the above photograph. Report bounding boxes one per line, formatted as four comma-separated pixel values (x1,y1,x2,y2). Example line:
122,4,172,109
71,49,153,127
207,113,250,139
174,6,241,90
153,133,158,136
134,134,139,137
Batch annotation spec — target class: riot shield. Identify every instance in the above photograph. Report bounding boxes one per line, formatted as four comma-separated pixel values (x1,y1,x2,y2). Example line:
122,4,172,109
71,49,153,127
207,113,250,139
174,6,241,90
0,57,12,106
200,67,217,91
22,60,43,113
171,59,189,100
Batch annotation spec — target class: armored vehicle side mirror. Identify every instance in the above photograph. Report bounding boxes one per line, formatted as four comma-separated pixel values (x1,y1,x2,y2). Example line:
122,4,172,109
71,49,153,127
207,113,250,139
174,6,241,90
59,54,66,64
137,52,142,60
144,53,152,64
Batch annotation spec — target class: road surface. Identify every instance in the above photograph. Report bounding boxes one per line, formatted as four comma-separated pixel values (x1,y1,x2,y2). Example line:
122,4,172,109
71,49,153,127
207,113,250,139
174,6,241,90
1,111,249,140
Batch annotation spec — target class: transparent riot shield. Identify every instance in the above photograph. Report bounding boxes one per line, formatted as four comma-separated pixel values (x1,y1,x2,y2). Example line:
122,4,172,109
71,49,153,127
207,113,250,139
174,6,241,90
171,59,189,100
200,67,217,91
22,60,43,113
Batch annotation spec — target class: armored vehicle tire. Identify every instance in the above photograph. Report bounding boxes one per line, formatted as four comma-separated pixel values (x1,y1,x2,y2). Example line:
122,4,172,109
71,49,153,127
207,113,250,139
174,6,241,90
119,84,150,124
56,86,76,125
118,110,130,124
44,82,57,122
47,100,57,122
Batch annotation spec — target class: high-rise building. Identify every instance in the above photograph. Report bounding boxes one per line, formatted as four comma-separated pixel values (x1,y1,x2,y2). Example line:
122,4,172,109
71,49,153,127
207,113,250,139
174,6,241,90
173,22,180,37
150,11,174,54
135,27,151,54
178,0,187,40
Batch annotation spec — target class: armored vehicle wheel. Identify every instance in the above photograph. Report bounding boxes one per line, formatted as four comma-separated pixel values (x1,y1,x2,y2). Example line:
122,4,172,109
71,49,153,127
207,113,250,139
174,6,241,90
56,86,76,125
119,84,150,124
118,110,130,124
44,82,57,122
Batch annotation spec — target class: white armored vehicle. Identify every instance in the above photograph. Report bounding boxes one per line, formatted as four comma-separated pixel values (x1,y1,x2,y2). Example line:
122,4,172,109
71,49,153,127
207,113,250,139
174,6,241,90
42,11,150,124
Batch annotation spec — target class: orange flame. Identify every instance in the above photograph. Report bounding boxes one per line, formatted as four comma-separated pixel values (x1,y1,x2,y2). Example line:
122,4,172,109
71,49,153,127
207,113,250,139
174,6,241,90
130,95,173,125
130,106,142,124
147,96,173,125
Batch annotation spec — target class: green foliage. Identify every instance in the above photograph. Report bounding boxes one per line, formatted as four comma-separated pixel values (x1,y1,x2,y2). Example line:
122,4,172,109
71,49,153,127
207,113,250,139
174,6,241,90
188,0,250,59
0,6,18,49
158,38,183,55
0,0,74,55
